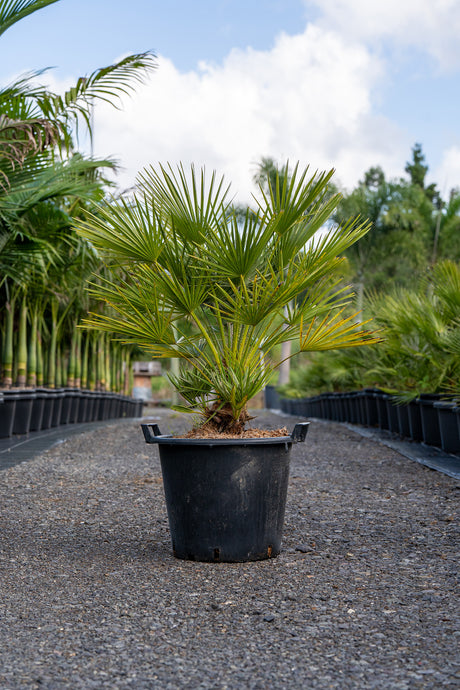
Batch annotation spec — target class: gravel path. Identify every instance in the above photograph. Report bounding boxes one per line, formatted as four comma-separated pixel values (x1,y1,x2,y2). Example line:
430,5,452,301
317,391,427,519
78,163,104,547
0,409,458,689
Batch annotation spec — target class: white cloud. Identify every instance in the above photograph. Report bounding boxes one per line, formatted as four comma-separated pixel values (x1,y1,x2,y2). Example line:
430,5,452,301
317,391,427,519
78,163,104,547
433,146,460,194
306,0,460,70
92,24,406,202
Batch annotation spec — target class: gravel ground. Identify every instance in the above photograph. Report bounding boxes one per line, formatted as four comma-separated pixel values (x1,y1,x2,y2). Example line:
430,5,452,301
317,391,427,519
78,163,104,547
0,409,458,689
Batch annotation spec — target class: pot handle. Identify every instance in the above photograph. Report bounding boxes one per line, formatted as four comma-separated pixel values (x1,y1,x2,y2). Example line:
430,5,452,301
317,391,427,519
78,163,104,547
141,423,162,443
291,422,309,443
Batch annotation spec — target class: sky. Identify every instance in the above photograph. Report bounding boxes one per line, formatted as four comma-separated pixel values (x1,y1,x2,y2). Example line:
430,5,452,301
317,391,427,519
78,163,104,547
2,0,460,203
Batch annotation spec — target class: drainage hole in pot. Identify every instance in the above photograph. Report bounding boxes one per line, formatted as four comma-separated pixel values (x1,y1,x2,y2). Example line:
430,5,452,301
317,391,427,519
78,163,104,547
213,548,220,561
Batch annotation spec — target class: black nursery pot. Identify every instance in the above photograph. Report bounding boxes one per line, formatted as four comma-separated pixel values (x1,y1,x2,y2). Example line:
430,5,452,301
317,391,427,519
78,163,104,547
396,404,411,439
417,395,442,447
407,399,424,442
142,422,309,563
50,389,65,427
434,401,460,455
384,395,400,434
29,388,47,432
361,389,379,427
42,389,56,429
12,390,36,435
68,389,81,424
374,390,389,430
0,391,18,438
264,385,280,410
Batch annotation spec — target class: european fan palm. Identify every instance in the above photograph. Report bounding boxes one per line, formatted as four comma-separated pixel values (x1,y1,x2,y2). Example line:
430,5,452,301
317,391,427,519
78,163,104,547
346,260,460,401
76,163,379,433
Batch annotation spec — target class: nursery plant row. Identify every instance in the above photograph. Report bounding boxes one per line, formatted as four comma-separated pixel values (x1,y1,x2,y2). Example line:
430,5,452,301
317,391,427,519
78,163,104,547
0,388,144,439
265,386,460,456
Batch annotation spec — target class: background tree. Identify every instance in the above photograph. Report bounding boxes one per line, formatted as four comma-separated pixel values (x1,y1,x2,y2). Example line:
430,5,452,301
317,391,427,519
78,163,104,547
0,0,156,388
333,148,438,297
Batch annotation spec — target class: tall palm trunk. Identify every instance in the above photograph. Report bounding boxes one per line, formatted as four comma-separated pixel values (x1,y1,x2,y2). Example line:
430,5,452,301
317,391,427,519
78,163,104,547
2,295,15,387
89,333,97,390
123,348,131,395
46,300,58,388
27,308,38,387
81,332,89,389
75,328,82,387
97,333,106,390
36,324,44,387
16,296,28,387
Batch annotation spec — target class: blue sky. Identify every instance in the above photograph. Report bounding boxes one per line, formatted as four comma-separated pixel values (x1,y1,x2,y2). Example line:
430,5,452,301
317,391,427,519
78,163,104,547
3,0,460,201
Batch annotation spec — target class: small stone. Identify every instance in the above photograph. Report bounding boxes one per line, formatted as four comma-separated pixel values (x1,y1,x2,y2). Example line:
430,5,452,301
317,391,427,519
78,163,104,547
263,614,275,622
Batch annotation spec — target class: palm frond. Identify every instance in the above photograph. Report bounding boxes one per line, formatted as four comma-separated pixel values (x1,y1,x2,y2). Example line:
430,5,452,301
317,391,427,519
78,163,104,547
0,0,59,37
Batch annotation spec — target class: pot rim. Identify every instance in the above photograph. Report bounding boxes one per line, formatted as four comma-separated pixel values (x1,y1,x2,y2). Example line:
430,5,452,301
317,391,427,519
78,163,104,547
141,422,309,446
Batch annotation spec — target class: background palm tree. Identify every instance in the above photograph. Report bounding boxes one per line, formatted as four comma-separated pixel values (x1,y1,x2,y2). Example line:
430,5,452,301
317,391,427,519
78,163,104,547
0,0,156,389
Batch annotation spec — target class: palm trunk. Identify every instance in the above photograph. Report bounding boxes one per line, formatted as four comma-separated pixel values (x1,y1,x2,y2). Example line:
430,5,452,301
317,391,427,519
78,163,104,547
89,334,97,390
123,348,131,395
27,308,38,387
75,328,82,388
67,328,77,388
2,295,15,388
277,341,291,386
16,296,28,388
36,323,44,387
105,338,111,392
57,345,64,388
46,301,58,388
81,332,89,389
97,334,106,390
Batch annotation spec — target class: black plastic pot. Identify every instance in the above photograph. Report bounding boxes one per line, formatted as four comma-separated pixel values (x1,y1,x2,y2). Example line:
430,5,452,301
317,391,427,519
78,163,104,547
118,396,128,418
280,398,291,414
93,392,104,420
50,389,65,427
68,388,81,424
340,393,351,423
29,388,48,432
347,392,360,424
328,393,341,421
0,391,18,438
12,390,36,435
335,393,348,422
123,396,134,418
320,394,332,420
434,401,460,455
290,399,305,416
407,400,424,442
384,395,400,434
396,404,411,439
417,395,442,447
85,391,96,422
374,390,389,430
100,393,112,420
77,390,89,423
42,389,56,429
361,389,379,427
60,388,75,425
142,422,309,563
264,385,280,410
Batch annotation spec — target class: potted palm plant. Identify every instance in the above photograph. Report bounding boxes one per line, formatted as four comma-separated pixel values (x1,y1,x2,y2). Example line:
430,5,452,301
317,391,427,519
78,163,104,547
76,162,378,562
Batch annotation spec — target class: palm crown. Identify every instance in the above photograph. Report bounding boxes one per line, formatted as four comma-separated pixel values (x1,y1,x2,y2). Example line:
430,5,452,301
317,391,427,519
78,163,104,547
76,162,379,432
